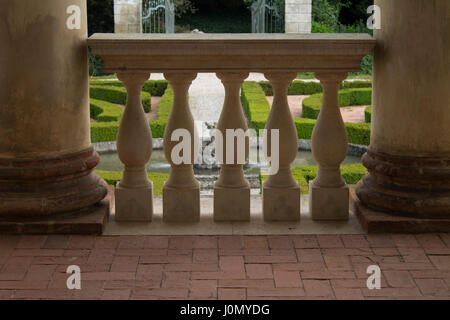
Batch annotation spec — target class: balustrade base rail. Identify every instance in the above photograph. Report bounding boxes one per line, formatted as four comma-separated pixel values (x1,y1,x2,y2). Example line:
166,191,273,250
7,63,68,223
89,33,375,223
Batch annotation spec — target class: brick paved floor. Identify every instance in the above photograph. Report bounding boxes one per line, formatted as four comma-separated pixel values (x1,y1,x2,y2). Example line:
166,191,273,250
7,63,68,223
0,234,449,300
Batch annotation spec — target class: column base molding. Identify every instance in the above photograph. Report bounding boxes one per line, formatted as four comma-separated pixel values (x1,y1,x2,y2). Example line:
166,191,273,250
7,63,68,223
0,147,108,219
351,188,450,233
356,149,450,219
0,188,111,235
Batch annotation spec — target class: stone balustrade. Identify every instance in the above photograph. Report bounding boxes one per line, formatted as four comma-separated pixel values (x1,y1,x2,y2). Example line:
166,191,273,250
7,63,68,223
88,33,375,222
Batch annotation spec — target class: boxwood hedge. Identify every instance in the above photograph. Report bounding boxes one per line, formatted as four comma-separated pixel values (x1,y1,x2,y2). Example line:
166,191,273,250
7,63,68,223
90,83,173,142
258,80,372,96
96,170,168,195
241,81,371,146
262,164,367,194
302,88,372,120
365,106,372,123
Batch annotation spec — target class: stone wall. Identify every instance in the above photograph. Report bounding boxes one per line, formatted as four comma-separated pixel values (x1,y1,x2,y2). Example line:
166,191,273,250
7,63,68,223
114,0,142,33
285,0,312,33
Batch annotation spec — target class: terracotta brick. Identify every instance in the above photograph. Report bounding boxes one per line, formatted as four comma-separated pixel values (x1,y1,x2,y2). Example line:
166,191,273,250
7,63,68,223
383,271,415,288
331,279,367,288
16,236,47,249
144,236,169,249
193,236,217,249
118,236,146,249
429,256,450,270
111,256,139,272
324,255,352,270
361,287,422,298
391,234,420,248
0,290,14,299
218,236,244,249
164,263,218,272
439,234,450,247
290,235,319,249
296,249,323,263
189,280,217,298
24,264,57,281
82,272,135,281
365,235,395,248
132,288,189,299
301,270,356,280
94,236,119,249
268,236,293,249
102,289,131,300
162,271,190,288
273,270,302,288
246,264,273,279
341,235,370,248
67,236,95,249
416,234,446,248
43,235,70,249
333,287,364,300
87,248,115,265
12,249,64,257
303,280,334,297
218,279,275,288
372,247,399,256
169,236,195,249
415,279,449,296
218,288,246,300
220,256,244,272
244,254,297,264
273,262,326,272
0,280,48,290
104,280,160,290
193,249,218,264
247,287,305,297
243,236,268,249
317,235,344,248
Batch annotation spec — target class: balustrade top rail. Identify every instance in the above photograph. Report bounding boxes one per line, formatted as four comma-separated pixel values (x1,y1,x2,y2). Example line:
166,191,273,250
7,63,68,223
88,33,376,73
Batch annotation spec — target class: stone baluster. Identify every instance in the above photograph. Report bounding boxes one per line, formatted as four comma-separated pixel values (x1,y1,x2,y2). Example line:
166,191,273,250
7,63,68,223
310,72,349,220
115,72,153,222
214,72,250,221
263,72,300,221
163,72,200,222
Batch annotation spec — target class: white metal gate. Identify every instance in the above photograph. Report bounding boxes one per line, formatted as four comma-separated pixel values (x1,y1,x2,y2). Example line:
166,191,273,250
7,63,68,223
142,0,175,33
251,0,284,33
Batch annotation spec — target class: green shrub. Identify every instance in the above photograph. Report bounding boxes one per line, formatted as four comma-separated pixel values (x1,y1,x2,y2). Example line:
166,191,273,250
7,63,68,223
90,85,152,112
90,83,173,142
143,80,169,97
262,164,367,194
96,170,168,196
365,106,372,123
341,80,372,89
242,81,371,146
91,121,119,143
258,80,372,97
90,99,123,122
302,88,372,120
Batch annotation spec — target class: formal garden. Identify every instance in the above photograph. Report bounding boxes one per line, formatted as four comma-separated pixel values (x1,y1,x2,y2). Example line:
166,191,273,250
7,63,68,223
90,77,373,195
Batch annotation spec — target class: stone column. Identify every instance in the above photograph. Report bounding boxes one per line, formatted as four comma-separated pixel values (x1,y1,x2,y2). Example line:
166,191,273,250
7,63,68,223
114,0,142,33
285,0,312,33
310,72,349,220
0,0,108,234
354,0,450,232
115,72,153,222
214,72,250,222
163,72,200,223
263,72,300,221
